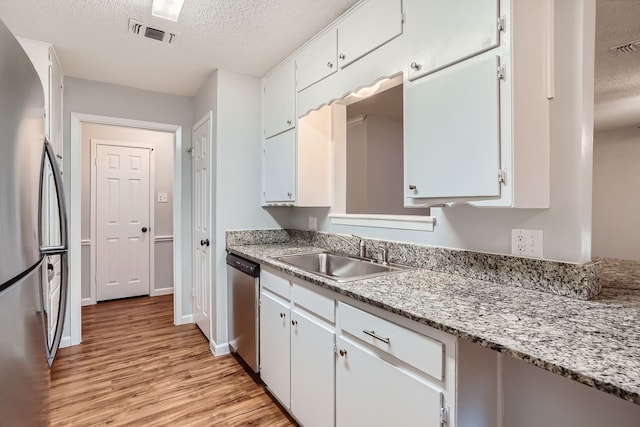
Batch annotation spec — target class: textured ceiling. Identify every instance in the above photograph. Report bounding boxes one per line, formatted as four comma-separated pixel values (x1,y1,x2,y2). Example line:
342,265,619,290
0,0,359,97
594,0,640,130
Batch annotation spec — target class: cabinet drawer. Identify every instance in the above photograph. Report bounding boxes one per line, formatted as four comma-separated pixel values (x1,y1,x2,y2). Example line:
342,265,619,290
338,302,444,381
261,268,291,300
292,280,335,323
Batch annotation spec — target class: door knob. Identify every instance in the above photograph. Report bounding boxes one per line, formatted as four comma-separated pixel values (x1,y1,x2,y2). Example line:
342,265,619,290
141,227,148,233
200,239,210,247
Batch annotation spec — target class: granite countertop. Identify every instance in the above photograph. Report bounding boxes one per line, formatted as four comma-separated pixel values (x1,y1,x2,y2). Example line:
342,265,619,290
227,243,640,405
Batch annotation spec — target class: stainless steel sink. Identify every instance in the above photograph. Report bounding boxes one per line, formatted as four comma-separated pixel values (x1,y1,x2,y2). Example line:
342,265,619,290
272,252,410,282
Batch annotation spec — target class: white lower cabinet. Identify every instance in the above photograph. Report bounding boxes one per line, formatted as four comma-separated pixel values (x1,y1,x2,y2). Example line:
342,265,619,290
259,290,291,407
260,268,458,426
291,309,335,427
335,336,443,427
259,268,336,426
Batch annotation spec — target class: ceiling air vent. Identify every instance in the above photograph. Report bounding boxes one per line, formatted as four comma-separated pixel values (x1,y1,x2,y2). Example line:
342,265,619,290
128,18,177,44
609,39,640,54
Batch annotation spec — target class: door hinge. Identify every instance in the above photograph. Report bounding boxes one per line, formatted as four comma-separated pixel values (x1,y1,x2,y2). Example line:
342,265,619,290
498,16,506,32
498,169,506,184
440,406,450,425
497,64,506,80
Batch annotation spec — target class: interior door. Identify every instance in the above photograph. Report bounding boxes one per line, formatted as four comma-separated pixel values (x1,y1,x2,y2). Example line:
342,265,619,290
192,113,212,340
95,144,151,301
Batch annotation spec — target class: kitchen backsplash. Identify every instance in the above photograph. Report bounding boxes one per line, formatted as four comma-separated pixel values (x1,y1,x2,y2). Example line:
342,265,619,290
226,229,602,300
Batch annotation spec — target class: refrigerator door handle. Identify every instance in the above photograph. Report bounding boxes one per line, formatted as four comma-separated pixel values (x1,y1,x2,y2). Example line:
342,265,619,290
39,139,68,254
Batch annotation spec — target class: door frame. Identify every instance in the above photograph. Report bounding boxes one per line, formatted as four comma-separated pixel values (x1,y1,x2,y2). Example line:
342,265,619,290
68,113,186,347
90,139,156,304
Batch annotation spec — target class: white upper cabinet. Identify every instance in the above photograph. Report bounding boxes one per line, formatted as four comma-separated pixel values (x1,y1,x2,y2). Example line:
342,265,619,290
263,129,296,204
263,59,296,138
337,0,403,69
404,0,501,81
296,29,338,92
405,55,501,202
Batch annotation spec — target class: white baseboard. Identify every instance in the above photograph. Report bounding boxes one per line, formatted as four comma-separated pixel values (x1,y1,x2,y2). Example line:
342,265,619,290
210,340,230,356
151,287,174,296
81,297,94,306
59,335,72,349
176,314,193,325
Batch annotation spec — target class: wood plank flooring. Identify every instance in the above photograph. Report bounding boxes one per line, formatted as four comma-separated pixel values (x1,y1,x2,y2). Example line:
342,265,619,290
50,295,297,426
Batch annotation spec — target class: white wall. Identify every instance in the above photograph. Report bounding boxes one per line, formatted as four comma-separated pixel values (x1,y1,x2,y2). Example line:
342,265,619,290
592,127,640,260
290,0,596,263
79,123,175,300
63,77,193,315
194,70,290,350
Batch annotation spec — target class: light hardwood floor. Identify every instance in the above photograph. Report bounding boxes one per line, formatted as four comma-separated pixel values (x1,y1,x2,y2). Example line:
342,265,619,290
50,295,296,426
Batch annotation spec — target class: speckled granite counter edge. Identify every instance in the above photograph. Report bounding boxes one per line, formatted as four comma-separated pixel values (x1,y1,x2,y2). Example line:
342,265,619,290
226,229,602,300
226,243,640,405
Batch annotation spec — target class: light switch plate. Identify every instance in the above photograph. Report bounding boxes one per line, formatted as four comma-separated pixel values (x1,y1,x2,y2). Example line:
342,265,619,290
157,192,168,203
511,229,543,258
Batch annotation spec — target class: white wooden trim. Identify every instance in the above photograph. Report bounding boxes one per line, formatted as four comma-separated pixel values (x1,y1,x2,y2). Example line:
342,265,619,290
59,335,71,349
210,340,230,357
151,287,174,296
90,139,156,306
69,112,183,346
178,313,193,325
81,297,93,306
328,213,435,231
154,235,173,242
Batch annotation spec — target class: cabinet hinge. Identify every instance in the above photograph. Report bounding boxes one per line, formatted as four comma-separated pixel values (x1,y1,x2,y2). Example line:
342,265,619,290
333,344,337,355
440,406,450,425
498,169,506,184
401,12,406,24
497,64,506,80
498,16,506,32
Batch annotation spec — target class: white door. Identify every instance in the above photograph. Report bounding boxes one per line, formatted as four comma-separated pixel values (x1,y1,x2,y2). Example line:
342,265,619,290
192,114,212,340
96,144,151,301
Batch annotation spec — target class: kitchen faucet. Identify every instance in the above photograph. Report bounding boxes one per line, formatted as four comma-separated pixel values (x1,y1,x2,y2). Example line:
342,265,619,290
334,234,367,258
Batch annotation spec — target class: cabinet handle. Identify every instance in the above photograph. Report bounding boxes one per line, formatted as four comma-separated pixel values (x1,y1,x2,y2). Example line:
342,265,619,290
408,184,416,190
327,61,334,68
339,53,346,60
410,62,421,71
279,312,286,318
287,192,292,199
363,329,390,344
291,319,298,326
338,349,347,357
287,119,292,125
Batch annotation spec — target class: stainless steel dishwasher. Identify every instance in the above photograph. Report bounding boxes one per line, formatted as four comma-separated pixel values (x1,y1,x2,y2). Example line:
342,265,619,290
226,253,260,373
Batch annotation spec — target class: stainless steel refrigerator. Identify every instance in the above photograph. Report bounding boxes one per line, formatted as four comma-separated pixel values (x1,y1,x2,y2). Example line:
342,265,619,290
0,18,68,425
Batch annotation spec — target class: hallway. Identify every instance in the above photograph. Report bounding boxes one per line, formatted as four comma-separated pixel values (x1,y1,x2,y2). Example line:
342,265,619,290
50,295,296,426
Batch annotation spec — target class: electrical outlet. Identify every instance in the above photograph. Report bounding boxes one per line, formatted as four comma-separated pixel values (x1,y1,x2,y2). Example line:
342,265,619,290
511,229,543,258
308,216,317,231
157,192,168,203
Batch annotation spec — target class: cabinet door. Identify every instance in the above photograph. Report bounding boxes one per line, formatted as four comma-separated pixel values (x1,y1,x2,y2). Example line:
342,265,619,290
336,336,443,427
404,55,501,201
405,0,500,81
264,60,295,138
296,29,337,92
337,0,403,68
259,291,291,408
263,129,296,204
290,309,335,427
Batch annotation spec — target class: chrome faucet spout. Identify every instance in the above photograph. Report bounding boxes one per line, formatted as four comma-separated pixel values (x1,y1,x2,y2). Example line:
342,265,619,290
334,234,367,258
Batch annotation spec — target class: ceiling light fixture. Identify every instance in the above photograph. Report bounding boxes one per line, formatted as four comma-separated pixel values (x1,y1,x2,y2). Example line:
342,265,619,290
152,0,185,22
